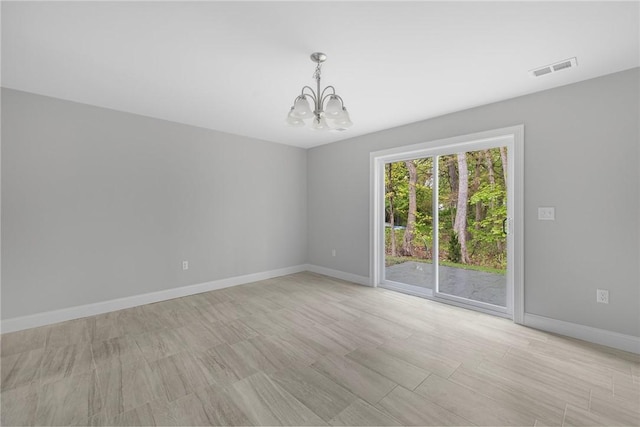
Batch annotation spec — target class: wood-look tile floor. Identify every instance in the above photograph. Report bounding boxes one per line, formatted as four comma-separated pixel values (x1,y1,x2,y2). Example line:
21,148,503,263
1,272,639,426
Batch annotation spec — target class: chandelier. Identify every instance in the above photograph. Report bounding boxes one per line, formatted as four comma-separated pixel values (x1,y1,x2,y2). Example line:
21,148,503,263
286,52,352,131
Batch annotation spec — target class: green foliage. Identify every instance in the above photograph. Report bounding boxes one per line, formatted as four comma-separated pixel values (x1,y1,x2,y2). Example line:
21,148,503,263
468,183,507,268
384,147,508,270
448,232,462,263
469,205,507,245
385,162,409,225
414,211,432,255
384,226,404,252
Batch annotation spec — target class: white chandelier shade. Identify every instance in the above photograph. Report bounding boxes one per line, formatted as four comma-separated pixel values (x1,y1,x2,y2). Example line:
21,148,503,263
332,108,352,128
286,52,352,131
324,96,343,118
292,96,313,119
312,116,331,131
286,107,305,127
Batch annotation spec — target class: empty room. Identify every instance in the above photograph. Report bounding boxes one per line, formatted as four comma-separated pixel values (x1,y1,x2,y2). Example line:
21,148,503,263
1,1,639,426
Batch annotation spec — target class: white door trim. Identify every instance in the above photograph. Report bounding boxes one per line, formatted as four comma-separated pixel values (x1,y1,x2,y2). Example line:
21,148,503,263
369,125,524,324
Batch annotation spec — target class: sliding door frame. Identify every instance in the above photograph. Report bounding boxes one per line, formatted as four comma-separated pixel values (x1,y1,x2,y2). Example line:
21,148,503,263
369,125,524,323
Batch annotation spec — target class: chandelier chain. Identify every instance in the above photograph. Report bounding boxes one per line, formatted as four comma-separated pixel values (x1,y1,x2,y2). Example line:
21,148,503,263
313,63,323,80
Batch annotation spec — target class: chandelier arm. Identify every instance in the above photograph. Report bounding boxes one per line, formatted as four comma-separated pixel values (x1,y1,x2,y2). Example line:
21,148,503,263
320,86,337,100
300,86,317,102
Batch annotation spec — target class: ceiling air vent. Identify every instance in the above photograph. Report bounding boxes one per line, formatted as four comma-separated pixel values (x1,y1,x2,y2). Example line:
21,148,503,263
533,67,552,77
530,57,578,77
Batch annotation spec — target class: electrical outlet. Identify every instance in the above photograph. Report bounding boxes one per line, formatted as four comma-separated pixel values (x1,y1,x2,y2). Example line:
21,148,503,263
538,207,555,220
182,261,189,270
596,289,609,304
332,249,336,257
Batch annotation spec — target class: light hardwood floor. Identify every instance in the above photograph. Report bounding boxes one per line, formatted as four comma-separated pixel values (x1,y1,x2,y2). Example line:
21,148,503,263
1,272,639,426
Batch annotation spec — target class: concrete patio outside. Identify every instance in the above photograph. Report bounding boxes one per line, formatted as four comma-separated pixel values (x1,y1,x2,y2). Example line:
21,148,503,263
385,261,506,306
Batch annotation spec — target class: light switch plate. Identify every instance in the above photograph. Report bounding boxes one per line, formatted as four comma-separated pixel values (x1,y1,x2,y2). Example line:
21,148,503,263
538,207,555,220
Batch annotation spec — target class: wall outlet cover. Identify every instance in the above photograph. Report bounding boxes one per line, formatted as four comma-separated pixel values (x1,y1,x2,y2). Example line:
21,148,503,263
538,207,555,220
596,289,609,304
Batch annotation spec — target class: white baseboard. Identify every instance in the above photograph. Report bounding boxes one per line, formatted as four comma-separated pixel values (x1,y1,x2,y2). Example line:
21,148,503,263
4,265,637,355
304,264,372,287
524,313,640,354
0,265,307,334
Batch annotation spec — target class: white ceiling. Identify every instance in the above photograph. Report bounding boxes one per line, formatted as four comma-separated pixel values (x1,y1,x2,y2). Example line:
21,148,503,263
2,1,639,148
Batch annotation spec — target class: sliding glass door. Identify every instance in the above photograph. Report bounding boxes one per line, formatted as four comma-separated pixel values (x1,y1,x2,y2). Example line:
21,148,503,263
434,150,508,310
375,129,520,318
384,157,436,290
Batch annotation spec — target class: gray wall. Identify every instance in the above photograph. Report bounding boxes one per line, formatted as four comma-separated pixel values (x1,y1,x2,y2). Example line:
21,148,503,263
3,69,639,338
308,68,640,337
1,88,307,319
